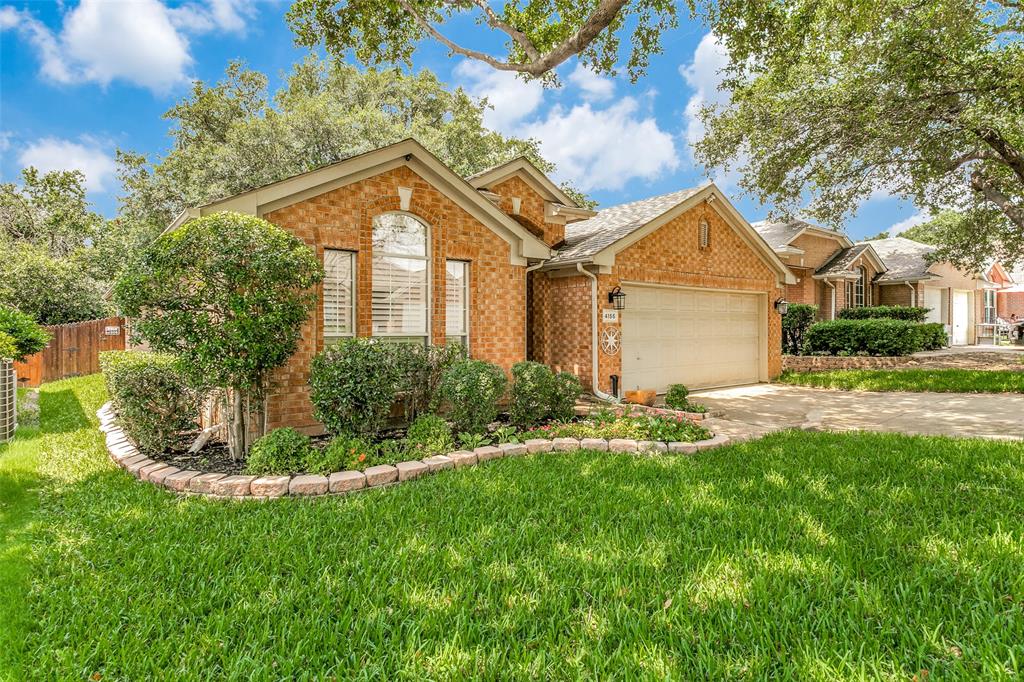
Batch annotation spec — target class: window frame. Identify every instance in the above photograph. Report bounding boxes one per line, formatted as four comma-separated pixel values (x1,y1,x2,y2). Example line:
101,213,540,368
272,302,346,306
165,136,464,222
370,211,432,345
445,259,470,351
322,248,356,345
984,289,997,324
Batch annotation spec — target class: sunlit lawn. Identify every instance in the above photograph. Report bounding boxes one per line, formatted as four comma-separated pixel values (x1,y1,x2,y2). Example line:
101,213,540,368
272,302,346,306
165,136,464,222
2,375,1023,679
780,368,1024,394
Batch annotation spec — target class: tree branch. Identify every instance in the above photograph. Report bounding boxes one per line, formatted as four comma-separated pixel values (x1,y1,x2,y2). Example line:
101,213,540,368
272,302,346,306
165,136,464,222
397,0,630,77
974,128,1024,184
971,168,1024,230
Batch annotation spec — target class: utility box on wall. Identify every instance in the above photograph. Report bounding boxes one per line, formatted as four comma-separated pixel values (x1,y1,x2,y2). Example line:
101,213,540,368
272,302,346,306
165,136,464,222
0,360,15,443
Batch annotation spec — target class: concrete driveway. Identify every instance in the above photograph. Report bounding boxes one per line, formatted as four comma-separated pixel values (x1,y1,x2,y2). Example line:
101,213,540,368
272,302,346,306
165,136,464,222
691,384,1024,441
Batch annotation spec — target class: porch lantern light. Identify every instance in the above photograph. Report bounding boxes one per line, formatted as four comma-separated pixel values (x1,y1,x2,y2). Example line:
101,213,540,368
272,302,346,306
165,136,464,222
608,286,627,310
774,297,789,315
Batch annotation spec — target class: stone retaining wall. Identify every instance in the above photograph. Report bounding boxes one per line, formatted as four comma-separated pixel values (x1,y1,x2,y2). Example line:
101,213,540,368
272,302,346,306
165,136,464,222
782,355,915,372
97,402,730,501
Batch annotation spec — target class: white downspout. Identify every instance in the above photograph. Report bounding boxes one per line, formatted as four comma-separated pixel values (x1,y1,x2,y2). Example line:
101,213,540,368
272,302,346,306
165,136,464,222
577,263,617,402
905,281,917,306
824,279,836,320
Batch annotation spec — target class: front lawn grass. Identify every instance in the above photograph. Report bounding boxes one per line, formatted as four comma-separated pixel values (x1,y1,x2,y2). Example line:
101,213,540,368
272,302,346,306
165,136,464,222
3,375,1024,679
780,368,1024,393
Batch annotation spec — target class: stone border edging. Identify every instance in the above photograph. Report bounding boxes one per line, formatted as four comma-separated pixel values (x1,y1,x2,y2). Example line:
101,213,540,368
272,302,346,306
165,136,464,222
96,402,730,501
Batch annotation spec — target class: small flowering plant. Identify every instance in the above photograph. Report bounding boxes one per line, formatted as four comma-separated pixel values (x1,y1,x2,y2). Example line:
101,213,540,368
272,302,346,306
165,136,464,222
313,433,381,473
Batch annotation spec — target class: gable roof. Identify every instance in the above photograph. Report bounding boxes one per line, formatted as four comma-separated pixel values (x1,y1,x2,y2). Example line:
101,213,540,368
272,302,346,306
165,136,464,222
861,237,939,282
545,183,795,285
814,244,887,279
467,157,580,208
751,218,852,251
164,138,552,262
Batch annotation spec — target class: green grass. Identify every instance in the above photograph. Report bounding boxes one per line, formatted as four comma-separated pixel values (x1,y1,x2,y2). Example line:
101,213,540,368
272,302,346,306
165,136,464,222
780,368,1024,393
3,375,1024,679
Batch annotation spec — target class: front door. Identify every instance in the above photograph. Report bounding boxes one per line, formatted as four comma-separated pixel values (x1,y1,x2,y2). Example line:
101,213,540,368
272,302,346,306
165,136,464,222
952,290,970,345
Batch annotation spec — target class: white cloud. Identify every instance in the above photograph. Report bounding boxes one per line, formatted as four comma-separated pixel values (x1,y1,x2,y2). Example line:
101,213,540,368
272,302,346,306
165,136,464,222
18,137,117,192
455,58,679,192
454,60,545,133
566,64,615,102
0,0,256,93
520,99,679,192
887,211,930,235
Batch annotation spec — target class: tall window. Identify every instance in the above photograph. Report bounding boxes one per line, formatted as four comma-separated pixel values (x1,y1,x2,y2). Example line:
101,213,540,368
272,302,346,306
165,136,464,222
846,267,867,308
323,249,355,343
984,289,997,323
372,213,429,343
446,260,469,349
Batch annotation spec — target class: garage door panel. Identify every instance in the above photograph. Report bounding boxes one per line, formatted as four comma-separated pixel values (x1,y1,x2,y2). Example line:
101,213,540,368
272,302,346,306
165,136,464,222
622,285,762,392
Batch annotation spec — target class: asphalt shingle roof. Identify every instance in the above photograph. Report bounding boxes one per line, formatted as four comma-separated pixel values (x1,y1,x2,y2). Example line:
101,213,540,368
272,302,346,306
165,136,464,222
750,218,848,250
815,244,872,277
548,186,705,263
861,237,936,282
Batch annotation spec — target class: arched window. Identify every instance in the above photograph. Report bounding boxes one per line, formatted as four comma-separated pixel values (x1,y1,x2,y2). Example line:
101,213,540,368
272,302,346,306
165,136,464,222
372,213,429,343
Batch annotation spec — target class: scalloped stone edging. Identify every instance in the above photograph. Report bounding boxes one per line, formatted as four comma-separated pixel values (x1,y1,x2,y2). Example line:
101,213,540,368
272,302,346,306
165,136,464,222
96,402,730,501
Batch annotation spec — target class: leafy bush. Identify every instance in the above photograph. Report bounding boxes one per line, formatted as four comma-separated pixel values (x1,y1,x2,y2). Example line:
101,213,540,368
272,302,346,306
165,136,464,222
457,432,491,449
837,305,929,322
436,359,507,434
782,304,818,354
492,425,520,444
522,414,710,443
307,433,378,473
509,361,554,427
0,306,50,362
114,212,323,459
393,343,465,422
550,372,582,421
664,384,690,410
310,338,405,438
406,413,453,457
915,322,948,351
803,319,938,356
244,427,314,476
0,331,17,361
100,351,205,454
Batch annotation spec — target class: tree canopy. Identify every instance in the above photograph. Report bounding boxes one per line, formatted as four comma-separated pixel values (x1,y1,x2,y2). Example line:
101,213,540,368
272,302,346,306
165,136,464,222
119,58,591,235
692,0,1024,270
286,0,676,83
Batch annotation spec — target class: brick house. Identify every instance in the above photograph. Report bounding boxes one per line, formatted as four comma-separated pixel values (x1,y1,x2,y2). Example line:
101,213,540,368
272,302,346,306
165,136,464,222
751,219,887,320
167,139,794,431
991,264,1024,324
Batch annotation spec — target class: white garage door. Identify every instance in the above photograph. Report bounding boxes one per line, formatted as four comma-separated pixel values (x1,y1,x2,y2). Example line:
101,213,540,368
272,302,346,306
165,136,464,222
621,285,763,392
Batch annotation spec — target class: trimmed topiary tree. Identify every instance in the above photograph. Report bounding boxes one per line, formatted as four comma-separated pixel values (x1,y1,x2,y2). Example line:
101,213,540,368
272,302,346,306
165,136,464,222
114,212,323,459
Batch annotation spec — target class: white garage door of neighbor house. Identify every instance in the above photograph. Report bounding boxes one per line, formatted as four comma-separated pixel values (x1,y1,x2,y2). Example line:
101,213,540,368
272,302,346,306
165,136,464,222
922,286,944,324
621,285,763,392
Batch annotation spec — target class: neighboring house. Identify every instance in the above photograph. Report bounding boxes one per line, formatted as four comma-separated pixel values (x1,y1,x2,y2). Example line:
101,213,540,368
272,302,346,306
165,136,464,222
995,265,1024,321
165,138,794,433
751,219,887,319
864,237,1003,345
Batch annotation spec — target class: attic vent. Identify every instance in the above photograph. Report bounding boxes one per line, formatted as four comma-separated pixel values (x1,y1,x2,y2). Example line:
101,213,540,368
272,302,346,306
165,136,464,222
698,217,710,249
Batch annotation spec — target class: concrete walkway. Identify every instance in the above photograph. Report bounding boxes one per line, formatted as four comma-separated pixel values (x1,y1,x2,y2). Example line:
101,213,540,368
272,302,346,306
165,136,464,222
691,384,1024,441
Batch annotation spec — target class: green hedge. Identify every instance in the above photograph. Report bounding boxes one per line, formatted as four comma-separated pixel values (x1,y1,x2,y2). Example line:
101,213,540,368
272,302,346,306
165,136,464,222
0,306,50,362
837,306,929,322
100,351,206,454
803,319,947,356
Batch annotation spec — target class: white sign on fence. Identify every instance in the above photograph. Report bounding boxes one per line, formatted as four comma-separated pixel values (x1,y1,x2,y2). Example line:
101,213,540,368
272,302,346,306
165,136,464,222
104,326,121,336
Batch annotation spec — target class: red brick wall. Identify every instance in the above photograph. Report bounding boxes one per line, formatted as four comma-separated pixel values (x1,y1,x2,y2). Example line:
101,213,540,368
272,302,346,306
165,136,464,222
998,291,1024,319
262,165,527,432
489,175,565,247
532,203,785,394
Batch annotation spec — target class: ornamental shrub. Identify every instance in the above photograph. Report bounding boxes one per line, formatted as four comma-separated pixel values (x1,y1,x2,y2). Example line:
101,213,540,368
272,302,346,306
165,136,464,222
307,433,377,474
393,342,465,422
245,427,314,476
781,304,818,354
436,359,507,434
664,384,690,410
0,306,50,362
509,361,555,427
550,371,582,421
837,305,929,322
100,351,206,454
0,331,17,361
915,322,948,351
803,319,935,356
310,338,405,438
114,212,323,459
406,413,453,457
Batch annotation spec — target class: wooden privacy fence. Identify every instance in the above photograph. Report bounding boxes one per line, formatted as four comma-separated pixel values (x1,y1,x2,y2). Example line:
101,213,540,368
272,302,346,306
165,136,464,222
13,317,127,388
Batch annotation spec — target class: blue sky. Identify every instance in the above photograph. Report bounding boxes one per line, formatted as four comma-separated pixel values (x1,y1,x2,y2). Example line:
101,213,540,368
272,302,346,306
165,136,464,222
0,0,925,239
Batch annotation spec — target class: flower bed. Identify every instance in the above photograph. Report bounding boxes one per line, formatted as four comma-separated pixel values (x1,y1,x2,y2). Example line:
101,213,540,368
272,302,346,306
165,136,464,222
97,402,731,501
